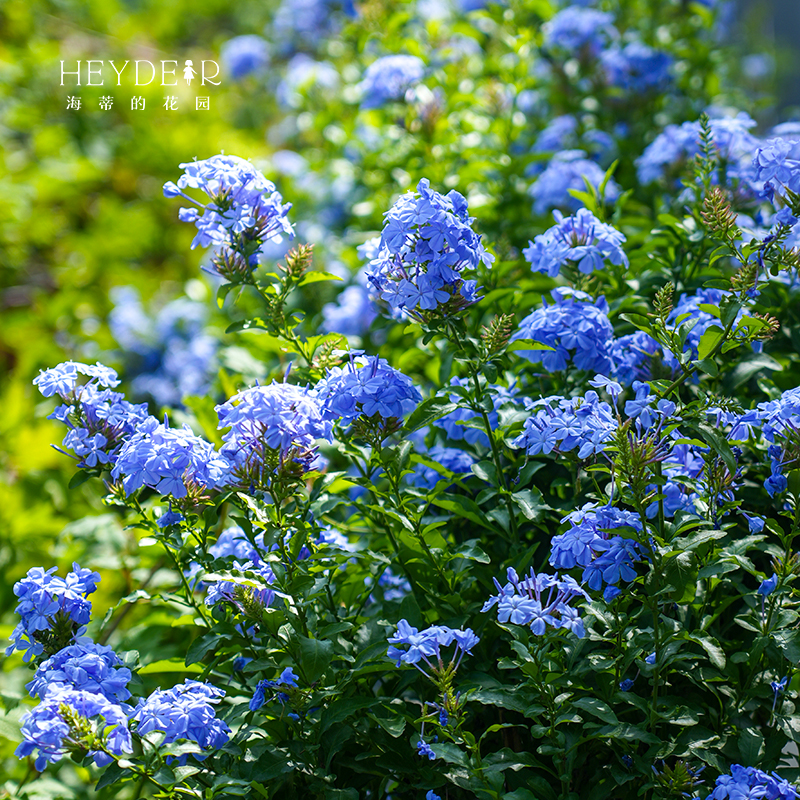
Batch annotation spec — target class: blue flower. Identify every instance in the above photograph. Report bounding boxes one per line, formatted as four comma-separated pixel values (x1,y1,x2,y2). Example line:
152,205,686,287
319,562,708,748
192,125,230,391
550,503,642,570
483,567,589,638
529,151,621,215
367,179,494,321
387,621,479,672
754,136,800,202
164,154,293,278
216,382,330,482
250,667,299,711
130,680,231,762
512,391,618,460
601,41,672,92
221,35,270,80
26,641,131,703
583,536,640,591
358,55,425,109
271,0,354,54
636,112,758,191
320,285,378,336
645,652,656,665
108,287,217,409
611,331,669,385
512,289,615,374
34,361,151,469
426,791,442,800
541,7,618,58
367,179,493,320
316,354,421,424
619,678,635,692
7,564,100,661
523,208,628,277
741,511,765,533
417,739,436,760
758,574,779,596
33,361,120,398
707,765,799,800
16,688,131,772
110,416,231,498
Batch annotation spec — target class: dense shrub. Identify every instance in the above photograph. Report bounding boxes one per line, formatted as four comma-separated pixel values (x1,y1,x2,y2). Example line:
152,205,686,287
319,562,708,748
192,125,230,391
4,1,800,799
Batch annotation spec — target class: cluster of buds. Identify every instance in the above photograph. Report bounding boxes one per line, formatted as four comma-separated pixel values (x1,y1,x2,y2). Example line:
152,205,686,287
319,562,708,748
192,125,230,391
480,313,515,356
348,413,404,447
702,186,740,246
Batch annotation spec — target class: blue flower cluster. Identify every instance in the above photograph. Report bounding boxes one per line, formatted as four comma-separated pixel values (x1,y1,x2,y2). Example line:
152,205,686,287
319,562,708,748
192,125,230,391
755,137,800,202
482,567,589,638
645,438,704,519
111,416,231,498
27,641,132,704
250,667,299,711
707,764,798,800
130,680,231,761
201,526,276,610
601,41,672,93
16,687,132,771
523,208,628,277
164,154,294,278
271,0,354,55
220,35,270,80
529,150,621,215
549,503,642,590
611,331,668,385
108,287,218,409
387,620,479,673
34,361,120,398
7,564,100,661
512,289,615,374
434,379,520,447
366,178,493,319
512,391,618,459
34,361,151,469
550,503,644,599
316,354,422,423
636,112,758,190
727,385,800,496
527,119,616,178
358,55,425,109
541,7,617,58
216,382,330,478
320,284,378,336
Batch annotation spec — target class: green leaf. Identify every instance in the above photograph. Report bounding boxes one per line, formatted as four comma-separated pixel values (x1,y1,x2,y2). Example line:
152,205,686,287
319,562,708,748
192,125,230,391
774,629,800,663
298,271,344,287
95,762,126,790
697,326,725,360
430,494,494,531
453,539,491,563
572,697,619,725
403,397,458,434
185,633,219,666
692,634,727,670
511,488,547,520
431,742,469,767
297,636,334,683
738,727,764,764
139,659,203,675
